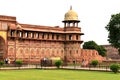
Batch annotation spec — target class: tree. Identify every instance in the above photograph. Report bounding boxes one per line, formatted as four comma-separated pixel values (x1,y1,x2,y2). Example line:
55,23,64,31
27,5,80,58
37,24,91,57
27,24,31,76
83,41,106,56
96,45,106,56
83,41,98,49
105,13,120,54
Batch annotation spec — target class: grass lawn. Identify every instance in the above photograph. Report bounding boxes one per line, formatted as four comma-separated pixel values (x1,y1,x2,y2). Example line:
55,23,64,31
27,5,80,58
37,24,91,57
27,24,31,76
0,69,119,80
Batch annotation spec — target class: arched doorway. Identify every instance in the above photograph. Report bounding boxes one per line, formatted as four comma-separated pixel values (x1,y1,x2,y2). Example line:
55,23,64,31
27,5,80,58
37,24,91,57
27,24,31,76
0,36,5,60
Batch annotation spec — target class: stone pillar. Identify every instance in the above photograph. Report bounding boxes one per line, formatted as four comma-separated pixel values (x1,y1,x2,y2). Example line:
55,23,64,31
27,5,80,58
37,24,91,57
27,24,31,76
73,34,76,40
64,22,66,27
68,23,70,27
39,33,42,39
23,31,25,38
49,34,51,40
73,22,75,27
76,23,78,27
34,32,36,39
54,34,56,40
44,33,47,39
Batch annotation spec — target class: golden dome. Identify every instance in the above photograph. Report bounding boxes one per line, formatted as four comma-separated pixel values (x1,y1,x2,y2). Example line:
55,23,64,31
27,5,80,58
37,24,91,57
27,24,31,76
64,6,79,21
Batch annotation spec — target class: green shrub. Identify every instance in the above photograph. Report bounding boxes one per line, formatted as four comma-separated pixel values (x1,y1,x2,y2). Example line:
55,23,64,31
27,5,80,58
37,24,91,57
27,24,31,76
15,60,22,66
0,61,4,66
91,60,98,67
110,64,120,73
55,60,63,68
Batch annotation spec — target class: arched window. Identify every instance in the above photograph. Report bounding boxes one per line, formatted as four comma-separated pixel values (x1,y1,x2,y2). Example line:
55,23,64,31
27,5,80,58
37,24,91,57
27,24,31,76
76,35,79,40
36,33,39,38
25,32,28,38
61,50,63,53
56,34,59,40
10,30,14,37
36,49,39,54
19,31,22,37
70,50,72,55
52,34,54,39
31,32,34,38
76,50,78,54
42,33,44,39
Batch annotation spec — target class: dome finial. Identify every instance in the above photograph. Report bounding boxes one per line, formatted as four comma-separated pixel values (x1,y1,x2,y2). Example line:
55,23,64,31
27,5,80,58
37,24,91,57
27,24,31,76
64,5,79,21
70,5,72,10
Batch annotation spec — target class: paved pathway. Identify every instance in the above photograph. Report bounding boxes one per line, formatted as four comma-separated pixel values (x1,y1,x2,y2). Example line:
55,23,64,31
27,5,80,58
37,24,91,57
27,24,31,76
62,66,111,71
0,65,111,72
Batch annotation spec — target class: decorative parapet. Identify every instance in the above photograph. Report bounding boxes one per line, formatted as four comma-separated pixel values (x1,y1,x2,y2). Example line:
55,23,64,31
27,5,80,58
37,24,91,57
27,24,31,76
0,15,16,22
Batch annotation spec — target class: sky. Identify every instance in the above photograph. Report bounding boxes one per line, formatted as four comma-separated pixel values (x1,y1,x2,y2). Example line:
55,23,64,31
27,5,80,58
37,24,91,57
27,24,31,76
0,0,120,45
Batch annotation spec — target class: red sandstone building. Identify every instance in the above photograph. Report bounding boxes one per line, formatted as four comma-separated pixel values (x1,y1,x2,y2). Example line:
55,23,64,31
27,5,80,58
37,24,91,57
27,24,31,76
102,45,120,59
0,7,104,64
